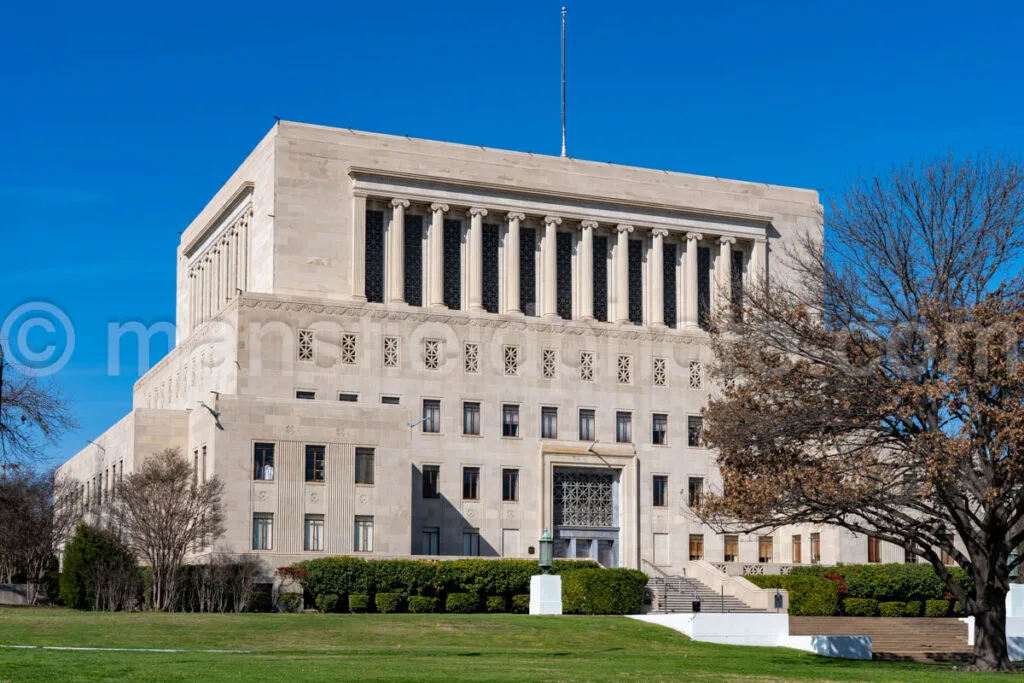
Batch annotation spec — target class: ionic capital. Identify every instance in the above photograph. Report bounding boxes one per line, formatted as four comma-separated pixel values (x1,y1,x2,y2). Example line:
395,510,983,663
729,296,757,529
580,220,599,230
543,215,563,227
390,198,411,209
719,235,737,246
651,228,670,238
506,211,526,222
430,203,450,214
616,224,634,234
468,207,488,218
686,231,704,242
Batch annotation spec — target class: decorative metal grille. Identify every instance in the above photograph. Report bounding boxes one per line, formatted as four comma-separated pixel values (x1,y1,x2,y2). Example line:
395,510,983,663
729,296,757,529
689,361,703,389
464,342,479,374
365,210,385,303
340,333,357,364
664,243,677,327
628,239,643,325
731,249,745,322
556,231,573,320
404,215,424,306
580,351,595,382
424,339,441,370
383,336,400,368
520,227,537,316
653,357,667,387
553,470,615,527
542,348,557,379
617,355,632,384
697,246,711,329
443,219,462,310
503,345,520,376
483,223,500,314
593,235,608,322
297,329,315,361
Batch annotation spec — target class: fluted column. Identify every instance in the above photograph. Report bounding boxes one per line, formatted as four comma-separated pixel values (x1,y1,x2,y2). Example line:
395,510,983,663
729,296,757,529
188,270,196,331
579,220,598,321
467,207,487,311
428,203,449,308
203,255,212,321
505,212,525,314
240,212,250,292
615,225,633,324
650,228,668,327
684,232,703,329
718,236,736,319
542,216,562,319
228,229,237,299
388,198,410,304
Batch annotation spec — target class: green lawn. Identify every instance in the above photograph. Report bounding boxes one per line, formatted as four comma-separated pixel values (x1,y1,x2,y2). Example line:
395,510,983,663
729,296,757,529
0,608,1011,682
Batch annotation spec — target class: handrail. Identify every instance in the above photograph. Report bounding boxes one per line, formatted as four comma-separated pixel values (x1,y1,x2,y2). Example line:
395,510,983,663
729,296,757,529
641,558,684,578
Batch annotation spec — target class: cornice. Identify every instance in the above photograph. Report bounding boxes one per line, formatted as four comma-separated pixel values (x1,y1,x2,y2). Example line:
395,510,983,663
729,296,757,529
182,182,254,257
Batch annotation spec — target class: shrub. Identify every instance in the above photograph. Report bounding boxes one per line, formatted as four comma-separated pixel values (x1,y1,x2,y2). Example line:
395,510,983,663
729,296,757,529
375,592,403,614
315,594,339,613
408,596,438,613
878,601,906,617
485,595,507,613
59,523,141,611
348,594,370,613
562,569,648,615
277,592,302,613
789,563,975,604
953,600,967,616
842,598,879,616
744,575,838,616
511,594,530,614
446,592,478,613
902,600,922,617
924,599,950,617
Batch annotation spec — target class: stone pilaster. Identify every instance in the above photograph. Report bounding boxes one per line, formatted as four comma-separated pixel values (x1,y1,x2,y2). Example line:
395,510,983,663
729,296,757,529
388,198,410,304
505,212,525,314
542,216,562,319
428,203,449,308
351,195,368,301
684,232,704,329
467,207,488,311
579,220,598,321
650,228,669,328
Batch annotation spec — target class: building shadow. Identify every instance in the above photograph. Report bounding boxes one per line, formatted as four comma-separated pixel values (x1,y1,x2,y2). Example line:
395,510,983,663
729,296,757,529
410,464,498,557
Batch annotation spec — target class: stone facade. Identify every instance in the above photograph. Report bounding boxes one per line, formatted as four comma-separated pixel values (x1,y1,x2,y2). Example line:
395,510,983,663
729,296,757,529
59,121,896,576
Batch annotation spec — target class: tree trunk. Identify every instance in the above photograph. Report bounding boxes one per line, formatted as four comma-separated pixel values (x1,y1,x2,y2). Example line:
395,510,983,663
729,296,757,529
973,583,1011,671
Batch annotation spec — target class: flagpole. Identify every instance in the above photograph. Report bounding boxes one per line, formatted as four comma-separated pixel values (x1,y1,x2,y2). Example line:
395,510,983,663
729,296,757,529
560,6,567,158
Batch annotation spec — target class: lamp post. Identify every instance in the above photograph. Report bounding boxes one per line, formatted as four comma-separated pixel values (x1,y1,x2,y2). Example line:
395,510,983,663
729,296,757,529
539,529,553,574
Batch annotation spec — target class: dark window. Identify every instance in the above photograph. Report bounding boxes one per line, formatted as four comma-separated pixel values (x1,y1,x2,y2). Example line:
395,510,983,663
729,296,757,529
697,246,711,329
253,443,275,481
365,210,385,303
483,223,500,313
381,395,400,405
404,214,424,306
520,227,537,316
541,407,558,439
304,445,325,483
355,447,374,485
423,399,441,433
463,402,480,435
422,527,440,555
502,404,520,437
687,416,703,447
653,475,668,507
868,536,881,563
688,477,703,507
593,235,608,322
502,468,519,502
628,239,643,324
422,465,440,499
664,243,677,327
579,409,596,441
443,219,462,310
652,413,668,445
615,411,632,443
556,231,573,320
296,390,316,400
731,249,745,322
338,392,358,402
463,467,480,500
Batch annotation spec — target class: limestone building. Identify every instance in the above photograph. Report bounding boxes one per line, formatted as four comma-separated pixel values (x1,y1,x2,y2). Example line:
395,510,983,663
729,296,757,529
60,121,897,579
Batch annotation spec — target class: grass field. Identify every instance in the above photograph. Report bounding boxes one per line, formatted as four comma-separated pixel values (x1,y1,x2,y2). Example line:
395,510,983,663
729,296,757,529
0,608,1012,681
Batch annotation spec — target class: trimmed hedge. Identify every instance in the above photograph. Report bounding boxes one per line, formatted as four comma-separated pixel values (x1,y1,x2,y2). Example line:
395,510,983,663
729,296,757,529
843,598,879,616
511,594,530,614
315,594,339,613
903,600,922,617
446,593,478,613
562,569,648,615
485,595,507,613
924,599,950,617
744,575,838,616
348,594,370,613
375,592,403,614
408,596,437,613
788,564,974,603
277,592,302,612
878,601,905,617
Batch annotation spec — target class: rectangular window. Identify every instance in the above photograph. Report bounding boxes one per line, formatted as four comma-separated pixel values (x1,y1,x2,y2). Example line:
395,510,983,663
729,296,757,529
758,536,774,563
304,514,324,551
338,392,358,402
688,477,703,507
652,475,668,508
867,535,881,563
502,404,520,438
252,513,273,550
463,530,481,557
304,445,325,483
724,534,739,562
615,411,632,443
579,409,596,441
689,534,704,561
443,219,462,310
502,468,519,502
422,399,440,433
365,209,385,303
422,465,440,499
792,535,802,564
687,416,704,447
354,516,374,552
541,407,558,439
810,532,821,563
355,447,374,485
422,527,440,555
253,443,275,481
463,402,481,436
381,395,400,405
463,467,480,500
296,390,316,400
652,413,668,445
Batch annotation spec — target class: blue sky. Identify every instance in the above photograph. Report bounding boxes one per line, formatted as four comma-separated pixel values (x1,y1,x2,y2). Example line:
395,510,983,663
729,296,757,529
1,0,1022,469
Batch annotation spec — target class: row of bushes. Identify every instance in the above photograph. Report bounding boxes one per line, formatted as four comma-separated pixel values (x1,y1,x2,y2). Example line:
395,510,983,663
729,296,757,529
281,591,534,614
842,597,965,618
744,575,839,616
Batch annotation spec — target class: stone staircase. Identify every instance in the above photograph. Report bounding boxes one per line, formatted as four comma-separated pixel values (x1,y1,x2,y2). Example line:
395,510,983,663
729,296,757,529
790,617,972,663
648,575,767,613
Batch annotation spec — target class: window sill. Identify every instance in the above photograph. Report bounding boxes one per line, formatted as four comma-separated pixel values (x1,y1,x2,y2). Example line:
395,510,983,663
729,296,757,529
462,433,483,438
355,483,375,488
502,435,522,440
304,481,326,486
253,479,275,484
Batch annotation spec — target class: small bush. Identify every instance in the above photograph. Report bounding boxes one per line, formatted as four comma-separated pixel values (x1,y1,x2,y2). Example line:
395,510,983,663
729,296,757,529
315,594,339,613
485,595,507,613
408,596,437,613
842,598,879,616
511,594,530,614
277,592,302,613
375,592,403,614
953,600,967,616
878,601,906,617
349,594,370,613
744,575,838,616
902,600,922,617
562,569,648,615
924,599,950,617
446,592,478,613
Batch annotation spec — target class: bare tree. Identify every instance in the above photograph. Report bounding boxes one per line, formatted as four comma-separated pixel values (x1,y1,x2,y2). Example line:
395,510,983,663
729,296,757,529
700,152,1024,671
0,348,76,468
108,448,225,611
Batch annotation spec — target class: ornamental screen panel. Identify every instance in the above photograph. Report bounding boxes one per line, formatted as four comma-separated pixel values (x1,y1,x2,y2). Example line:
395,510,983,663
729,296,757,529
664,243,677,327
628,239,643,324
593,235,608,322
404,214,424,306
697,246,711,329
483,223,500,313
553,469,615,528
520,228,537,316
731,249,745,322
443,219,462,310
556,231,573,320
365,210,385,303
